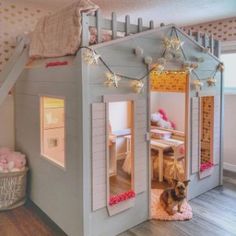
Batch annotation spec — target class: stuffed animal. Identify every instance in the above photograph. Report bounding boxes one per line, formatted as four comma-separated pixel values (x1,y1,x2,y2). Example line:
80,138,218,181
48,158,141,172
0,148,26,173
151,109,176,130
7,152,26,171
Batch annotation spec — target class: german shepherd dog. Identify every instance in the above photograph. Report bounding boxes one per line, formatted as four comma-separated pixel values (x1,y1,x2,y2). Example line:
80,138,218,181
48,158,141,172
160,179,190,215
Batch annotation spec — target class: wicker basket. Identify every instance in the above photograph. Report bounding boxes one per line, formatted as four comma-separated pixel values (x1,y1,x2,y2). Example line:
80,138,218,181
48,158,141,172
0,167,28,210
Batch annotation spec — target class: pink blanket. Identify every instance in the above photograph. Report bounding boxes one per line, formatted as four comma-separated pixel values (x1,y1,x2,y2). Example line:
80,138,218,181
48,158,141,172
29,0,98,58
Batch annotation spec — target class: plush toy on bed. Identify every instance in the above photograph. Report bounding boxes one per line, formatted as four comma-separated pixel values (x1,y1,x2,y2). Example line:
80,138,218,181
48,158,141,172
0,147,26,173
151,109,176,129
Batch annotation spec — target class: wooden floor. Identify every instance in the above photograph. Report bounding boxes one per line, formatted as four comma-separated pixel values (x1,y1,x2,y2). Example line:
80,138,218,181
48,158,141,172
0,201,67,236
0,170,236,236
121,170,236,236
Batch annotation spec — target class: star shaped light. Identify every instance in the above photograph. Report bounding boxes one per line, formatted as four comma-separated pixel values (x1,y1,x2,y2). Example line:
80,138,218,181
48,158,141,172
163,36,184,51
83,49,100,65
104,72,121,88
207,77,217,87
217,63,224,72
171,36,184,51
132,80,144,93
193,79,204,91
183,63,198,73
163,37,172,50
156,64,165,74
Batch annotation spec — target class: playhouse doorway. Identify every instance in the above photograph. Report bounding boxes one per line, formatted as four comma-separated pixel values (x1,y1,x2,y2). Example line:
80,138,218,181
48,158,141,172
148,70,189,216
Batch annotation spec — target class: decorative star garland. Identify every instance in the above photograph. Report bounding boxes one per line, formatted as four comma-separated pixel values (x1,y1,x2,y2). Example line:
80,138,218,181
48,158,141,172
83,48,101,65
104,72,121,88
79,26,223,94
132,80,144,93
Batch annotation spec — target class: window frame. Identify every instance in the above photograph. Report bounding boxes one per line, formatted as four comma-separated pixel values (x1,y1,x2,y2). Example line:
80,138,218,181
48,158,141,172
40,95,66,170
221,40,236,95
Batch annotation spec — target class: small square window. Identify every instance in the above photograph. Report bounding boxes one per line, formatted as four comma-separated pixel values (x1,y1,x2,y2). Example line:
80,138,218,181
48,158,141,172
40,96,65,168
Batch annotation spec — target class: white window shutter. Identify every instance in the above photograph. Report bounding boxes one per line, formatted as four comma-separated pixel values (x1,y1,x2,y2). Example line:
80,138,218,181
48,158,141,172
92,103,106,211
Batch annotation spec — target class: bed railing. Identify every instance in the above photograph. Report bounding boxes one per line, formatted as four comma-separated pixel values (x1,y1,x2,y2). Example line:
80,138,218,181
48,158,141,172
81,10,154,45
186,30,220,58
81,10,220,58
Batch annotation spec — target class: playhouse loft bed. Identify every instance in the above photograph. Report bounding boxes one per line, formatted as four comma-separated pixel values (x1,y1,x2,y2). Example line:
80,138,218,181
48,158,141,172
0,9,221,107
0,6,223,236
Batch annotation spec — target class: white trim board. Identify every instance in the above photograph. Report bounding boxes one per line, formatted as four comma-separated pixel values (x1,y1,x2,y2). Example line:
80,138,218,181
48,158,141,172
223,162,236,172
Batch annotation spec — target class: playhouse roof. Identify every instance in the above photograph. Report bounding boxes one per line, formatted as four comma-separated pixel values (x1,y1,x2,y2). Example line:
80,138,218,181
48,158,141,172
90,24,221,82
92,24,220,64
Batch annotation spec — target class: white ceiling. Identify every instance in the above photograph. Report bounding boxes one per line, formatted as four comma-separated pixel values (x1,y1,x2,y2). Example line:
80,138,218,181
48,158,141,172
23,0,236,26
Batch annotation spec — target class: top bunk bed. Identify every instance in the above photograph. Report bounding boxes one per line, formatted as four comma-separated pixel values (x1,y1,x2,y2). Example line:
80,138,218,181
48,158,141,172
27,0,220,59
0,1,221,106
82,10,220,58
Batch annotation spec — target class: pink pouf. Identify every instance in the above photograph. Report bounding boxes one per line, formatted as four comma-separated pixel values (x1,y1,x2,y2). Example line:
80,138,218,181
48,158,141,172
151,189,193,221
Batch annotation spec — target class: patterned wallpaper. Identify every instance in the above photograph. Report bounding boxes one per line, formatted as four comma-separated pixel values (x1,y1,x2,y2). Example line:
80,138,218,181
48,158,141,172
0,1,236,74
183,17,236,42
0,0,51,72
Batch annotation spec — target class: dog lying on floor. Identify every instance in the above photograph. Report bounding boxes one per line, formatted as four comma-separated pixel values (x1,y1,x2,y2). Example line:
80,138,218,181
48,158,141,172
160,179,190,215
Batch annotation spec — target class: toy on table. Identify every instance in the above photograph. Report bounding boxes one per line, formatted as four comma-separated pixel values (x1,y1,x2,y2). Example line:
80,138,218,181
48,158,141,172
151,109,176,130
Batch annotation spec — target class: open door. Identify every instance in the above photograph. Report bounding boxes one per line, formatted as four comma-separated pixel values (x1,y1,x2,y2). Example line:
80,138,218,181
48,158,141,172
148,70,189,216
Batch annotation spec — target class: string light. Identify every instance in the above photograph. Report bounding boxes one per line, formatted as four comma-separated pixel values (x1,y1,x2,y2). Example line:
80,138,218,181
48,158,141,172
104,72,121,88
207,77,217,87
132,80,144,93
163,36,184,51
217,63,224,72
83,49,101,65
183,62,198,73
152,63,165,74
171,36,184,51
163,37,172,50
193,79,204,91
78,28,219,94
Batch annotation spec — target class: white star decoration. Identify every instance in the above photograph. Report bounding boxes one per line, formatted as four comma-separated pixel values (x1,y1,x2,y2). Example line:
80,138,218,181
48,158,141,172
207,77,217,87
132,80,144,93
193,79,204,91
163,36,184,51
217,63,224,72
171,36,184,51
83,49,100,65
183,63,198,73
104,72,121,88
156,64,165,74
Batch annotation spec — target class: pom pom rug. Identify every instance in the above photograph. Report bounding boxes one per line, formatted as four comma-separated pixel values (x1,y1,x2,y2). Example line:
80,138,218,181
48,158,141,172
151,189,193,221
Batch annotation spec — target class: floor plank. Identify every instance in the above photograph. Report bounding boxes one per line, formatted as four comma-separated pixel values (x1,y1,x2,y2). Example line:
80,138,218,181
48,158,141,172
120,171,236,236
0,171,236,236
0,201,66,236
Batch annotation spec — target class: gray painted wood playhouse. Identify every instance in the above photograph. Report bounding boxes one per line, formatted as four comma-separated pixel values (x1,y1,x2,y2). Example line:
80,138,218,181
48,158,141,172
0,6,223,236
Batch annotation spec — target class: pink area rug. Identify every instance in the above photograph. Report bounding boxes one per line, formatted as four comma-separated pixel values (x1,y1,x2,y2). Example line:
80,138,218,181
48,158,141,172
151,189,193,221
